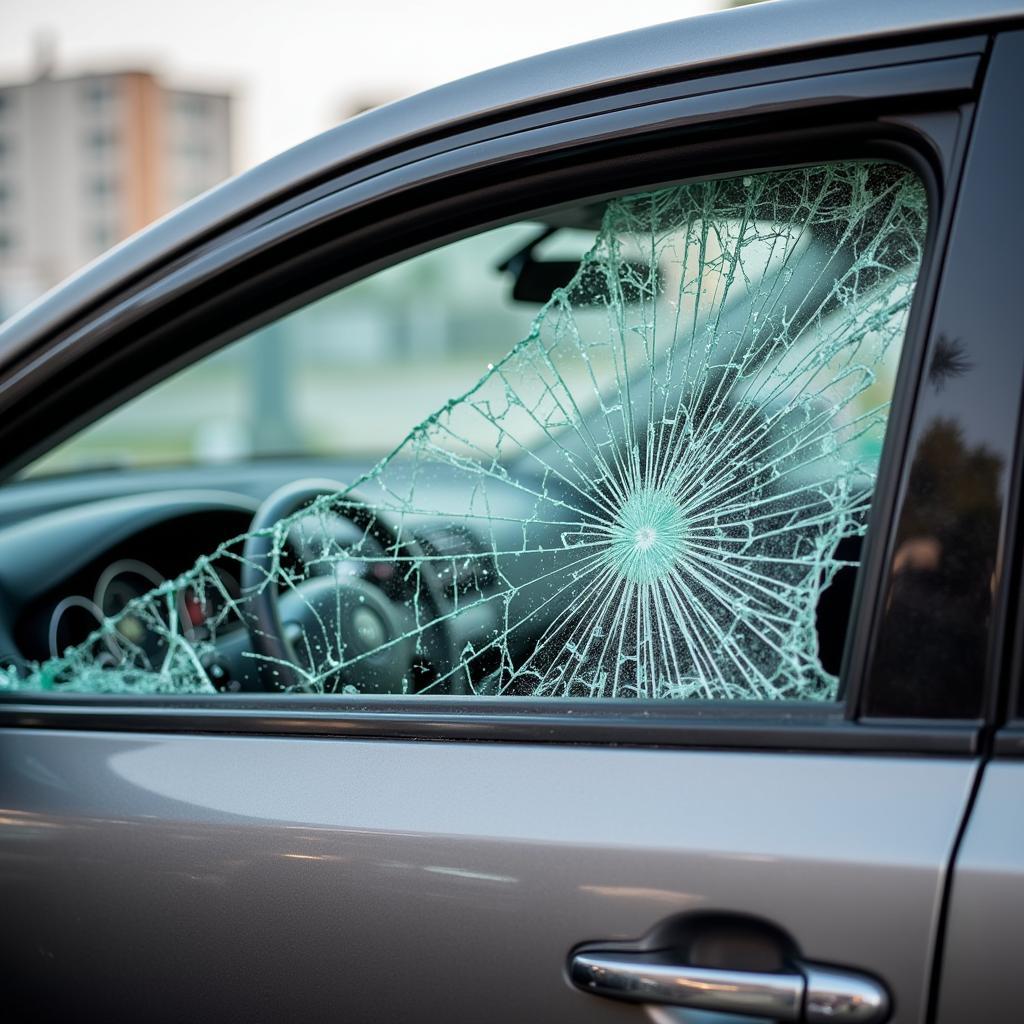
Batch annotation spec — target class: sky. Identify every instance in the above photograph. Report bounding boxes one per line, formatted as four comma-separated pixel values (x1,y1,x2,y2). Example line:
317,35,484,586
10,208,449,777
0,0,722,169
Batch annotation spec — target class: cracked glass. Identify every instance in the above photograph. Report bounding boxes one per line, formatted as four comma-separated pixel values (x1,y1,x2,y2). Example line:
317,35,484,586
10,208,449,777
2,160,929,700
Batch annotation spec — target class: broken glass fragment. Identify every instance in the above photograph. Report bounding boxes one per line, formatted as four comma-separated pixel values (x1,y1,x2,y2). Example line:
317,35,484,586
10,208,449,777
0,161,929,700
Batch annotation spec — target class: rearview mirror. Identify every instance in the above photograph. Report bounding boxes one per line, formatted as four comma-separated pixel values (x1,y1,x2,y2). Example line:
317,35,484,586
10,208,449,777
510,258,659,306
498,227,661,305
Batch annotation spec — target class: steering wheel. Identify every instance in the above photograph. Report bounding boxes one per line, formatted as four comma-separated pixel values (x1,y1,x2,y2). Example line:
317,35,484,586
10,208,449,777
240,479,460,694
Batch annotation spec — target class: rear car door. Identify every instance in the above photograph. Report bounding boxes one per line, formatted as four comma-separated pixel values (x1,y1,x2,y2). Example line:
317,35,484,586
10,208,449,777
931,37,1024,1022
2,20,1022,1024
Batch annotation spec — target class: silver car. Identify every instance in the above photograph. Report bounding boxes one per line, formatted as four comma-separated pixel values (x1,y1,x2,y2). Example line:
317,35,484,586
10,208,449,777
0,0,1022,1020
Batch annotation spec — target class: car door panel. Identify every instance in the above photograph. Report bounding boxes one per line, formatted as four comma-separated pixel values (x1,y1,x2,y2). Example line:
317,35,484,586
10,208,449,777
934,762,1024,1024
0,729,975,1022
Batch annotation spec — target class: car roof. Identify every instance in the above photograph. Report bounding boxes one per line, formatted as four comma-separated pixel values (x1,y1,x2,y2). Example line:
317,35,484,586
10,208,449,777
2,0,1021,363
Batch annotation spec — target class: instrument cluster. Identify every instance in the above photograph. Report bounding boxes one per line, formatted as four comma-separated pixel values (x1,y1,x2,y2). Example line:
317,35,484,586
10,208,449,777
46,558,243,661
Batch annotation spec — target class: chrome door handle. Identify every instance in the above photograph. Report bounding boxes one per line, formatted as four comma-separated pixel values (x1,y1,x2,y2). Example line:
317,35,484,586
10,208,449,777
569,950,889,1023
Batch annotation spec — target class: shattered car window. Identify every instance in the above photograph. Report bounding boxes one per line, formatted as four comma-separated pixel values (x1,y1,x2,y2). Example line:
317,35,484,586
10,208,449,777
1,161,929,700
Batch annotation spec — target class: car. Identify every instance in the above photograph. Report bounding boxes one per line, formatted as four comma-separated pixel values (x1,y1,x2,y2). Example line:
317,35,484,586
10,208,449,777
0,0,1022,1020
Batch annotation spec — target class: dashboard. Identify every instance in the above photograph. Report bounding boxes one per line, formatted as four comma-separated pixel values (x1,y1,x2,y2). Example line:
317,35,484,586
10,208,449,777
0,460,533,692
0,489,257,670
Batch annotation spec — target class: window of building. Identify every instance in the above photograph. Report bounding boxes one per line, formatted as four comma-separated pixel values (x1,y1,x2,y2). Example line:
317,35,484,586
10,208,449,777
175,93,210,119
178,138,211,162
87,176,117,199
81,79,114,109
85,129,117,153
90,223,115,253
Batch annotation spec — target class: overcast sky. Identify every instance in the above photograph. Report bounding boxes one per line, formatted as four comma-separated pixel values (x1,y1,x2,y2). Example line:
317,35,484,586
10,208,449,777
1,0,722,169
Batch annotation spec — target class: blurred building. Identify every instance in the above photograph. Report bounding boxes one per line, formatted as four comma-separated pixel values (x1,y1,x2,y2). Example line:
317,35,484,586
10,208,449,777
0,49,232,319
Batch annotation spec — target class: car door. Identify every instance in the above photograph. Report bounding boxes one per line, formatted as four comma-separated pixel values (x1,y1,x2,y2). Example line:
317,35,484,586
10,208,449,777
929,34,1024,1024
1,21,1021,1024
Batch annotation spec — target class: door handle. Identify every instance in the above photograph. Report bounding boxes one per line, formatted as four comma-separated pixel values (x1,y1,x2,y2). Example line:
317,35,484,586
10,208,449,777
569,949,889,1023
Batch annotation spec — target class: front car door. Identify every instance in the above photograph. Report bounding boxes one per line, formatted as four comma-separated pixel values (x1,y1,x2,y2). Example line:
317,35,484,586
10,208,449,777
1,8,1022,1023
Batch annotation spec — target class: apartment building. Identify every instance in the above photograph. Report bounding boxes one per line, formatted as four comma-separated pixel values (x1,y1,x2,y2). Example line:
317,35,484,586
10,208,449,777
0,62,232,319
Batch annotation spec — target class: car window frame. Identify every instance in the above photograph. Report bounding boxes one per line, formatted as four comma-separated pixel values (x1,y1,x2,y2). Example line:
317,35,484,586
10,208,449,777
854,29,1024,731
982,31,1024,757
0,34,1001,753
